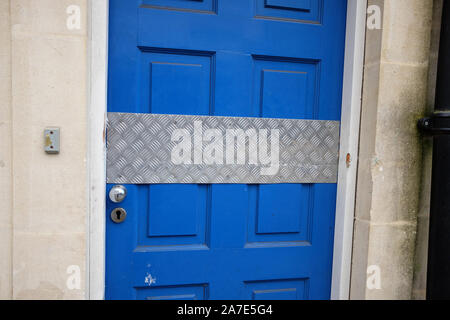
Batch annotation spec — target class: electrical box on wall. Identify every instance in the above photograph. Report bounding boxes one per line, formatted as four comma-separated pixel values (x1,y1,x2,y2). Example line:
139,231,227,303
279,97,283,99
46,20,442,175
44,128,60,154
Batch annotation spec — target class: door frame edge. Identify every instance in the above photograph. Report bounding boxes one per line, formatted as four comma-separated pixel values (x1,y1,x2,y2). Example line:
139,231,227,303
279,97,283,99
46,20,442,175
87,0,367,300
331,0,367,300
87,0,109,300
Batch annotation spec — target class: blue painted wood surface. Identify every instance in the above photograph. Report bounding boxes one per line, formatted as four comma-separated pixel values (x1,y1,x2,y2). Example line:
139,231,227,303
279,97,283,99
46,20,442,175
106,0,347,300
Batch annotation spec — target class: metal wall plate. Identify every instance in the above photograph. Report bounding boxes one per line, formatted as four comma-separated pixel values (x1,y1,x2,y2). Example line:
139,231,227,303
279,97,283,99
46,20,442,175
106,112,340,184
44,127,60,154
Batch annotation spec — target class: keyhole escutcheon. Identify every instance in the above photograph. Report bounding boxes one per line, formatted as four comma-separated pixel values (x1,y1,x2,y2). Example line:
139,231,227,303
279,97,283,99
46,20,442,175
111,208,127,223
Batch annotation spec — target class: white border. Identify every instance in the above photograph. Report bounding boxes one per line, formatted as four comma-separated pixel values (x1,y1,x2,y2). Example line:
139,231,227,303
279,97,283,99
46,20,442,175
87,0,366,300
331,0,367,300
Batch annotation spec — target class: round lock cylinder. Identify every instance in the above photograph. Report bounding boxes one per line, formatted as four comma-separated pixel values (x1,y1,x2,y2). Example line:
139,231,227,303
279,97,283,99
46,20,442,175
109,185,127,203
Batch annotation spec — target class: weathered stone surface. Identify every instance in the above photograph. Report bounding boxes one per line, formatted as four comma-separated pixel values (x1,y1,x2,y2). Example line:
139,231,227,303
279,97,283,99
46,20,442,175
352,0,435,300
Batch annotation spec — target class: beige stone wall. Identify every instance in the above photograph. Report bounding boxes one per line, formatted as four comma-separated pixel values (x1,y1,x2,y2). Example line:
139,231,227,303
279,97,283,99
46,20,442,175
0,0,88,299
0,0,13,300
351,0,435,299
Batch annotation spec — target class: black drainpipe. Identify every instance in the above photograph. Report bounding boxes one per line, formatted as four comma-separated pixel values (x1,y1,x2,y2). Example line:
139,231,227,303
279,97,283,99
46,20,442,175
418,0,450,300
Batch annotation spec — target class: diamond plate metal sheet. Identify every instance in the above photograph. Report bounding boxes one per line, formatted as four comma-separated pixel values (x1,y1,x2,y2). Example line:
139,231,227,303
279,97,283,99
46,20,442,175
106,112,340,184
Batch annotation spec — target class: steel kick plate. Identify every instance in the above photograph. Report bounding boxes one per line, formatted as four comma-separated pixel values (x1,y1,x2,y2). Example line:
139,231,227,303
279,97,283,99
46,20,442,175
106,112,340,184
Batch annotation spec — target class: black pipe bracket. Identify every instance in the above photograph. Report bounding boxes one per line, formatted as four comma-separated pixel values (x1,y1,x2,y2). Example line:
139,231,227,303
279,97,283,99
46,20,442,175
418,112,450,135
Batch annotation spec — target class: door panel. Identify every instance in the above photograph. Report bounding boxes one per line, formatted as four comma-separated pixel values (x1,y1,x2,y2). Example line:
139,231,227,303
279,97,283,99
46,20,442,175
106,0,347,300
142,0,218,13
256,0,321,22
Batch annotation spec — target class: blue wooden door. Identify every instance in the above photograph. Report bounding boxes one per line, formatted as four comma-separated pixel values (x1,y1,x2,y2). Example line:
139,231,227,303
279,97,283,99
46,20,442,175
106,0,347,300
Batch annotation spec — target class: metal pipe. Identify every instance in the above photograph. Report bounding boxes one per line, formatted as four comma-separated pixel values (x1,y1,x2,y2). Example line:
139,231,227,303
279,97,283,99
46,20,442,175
426,0,450,300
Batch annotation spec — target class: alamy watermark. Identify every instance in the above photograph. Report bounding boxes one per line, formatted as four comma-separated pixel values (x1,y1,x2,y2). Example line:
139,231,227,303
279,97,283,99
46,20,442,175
367,265,382,290
171,120,280,176
367,5,382,30
66,265,81,290
66,5,81,30
65,4,382,31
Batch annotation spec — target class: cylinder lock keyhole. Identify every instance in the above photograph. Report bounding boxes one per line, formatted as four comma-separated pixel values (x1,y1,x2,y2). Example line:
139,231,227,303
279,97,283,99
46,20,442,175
111,208,127,223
